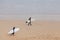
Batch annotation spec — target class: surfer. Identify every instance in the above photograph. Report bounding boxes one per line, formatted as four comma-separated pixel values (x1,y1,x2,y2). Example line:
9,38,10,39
28,17,32,26
26,17,32,26
12,27,15,36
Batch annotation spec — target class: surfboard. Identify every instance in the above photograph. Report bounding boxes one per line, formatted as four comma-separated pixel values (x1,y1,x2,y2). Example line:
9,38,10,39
8,28,20,34
31,19,35,21
26,19,35,23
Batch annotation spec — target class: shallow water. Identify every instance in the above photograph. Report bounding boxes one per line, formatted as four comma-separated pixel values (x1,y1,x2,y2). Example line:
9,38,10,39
0,15,60,21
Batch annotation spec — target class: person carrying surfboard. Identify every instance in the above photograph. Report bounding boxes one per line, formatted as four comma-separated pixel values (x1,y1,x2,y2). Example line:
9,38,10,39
8,27,20,36
12,27,15,36
28,17,32,26
26,17,32,26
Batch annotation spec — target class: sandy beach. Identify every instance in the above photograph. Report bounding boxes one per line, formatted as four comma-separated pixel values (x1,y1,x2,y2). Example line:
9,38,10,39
0,0,60,40
0,20,60,40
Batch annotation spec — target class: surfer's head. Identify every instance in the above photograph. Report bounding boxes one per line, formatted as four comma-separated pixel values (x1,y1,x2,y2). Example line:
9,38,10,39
13,27,15,30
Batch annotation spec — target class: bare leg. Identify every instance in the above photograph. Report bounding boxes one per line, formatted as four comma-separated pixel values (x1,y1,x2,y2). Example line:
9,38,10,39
28,22,30,26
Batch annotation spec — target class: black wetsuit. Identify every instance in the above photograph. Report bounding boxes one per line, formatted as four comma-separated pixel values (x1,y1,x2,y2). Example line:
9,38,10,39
28,17,32,26
12,27,15,35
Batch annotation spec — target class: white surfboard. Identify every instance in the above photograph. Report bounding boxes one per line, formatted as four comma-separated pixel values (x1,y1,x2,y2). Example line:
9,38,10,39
31,19,36,21
8,28,20,34
26,19,36,22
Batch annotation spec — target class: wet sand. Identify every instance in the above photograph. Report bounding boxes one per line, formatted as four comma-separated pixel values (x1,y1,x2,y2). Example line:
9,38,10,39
0,20,60,40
